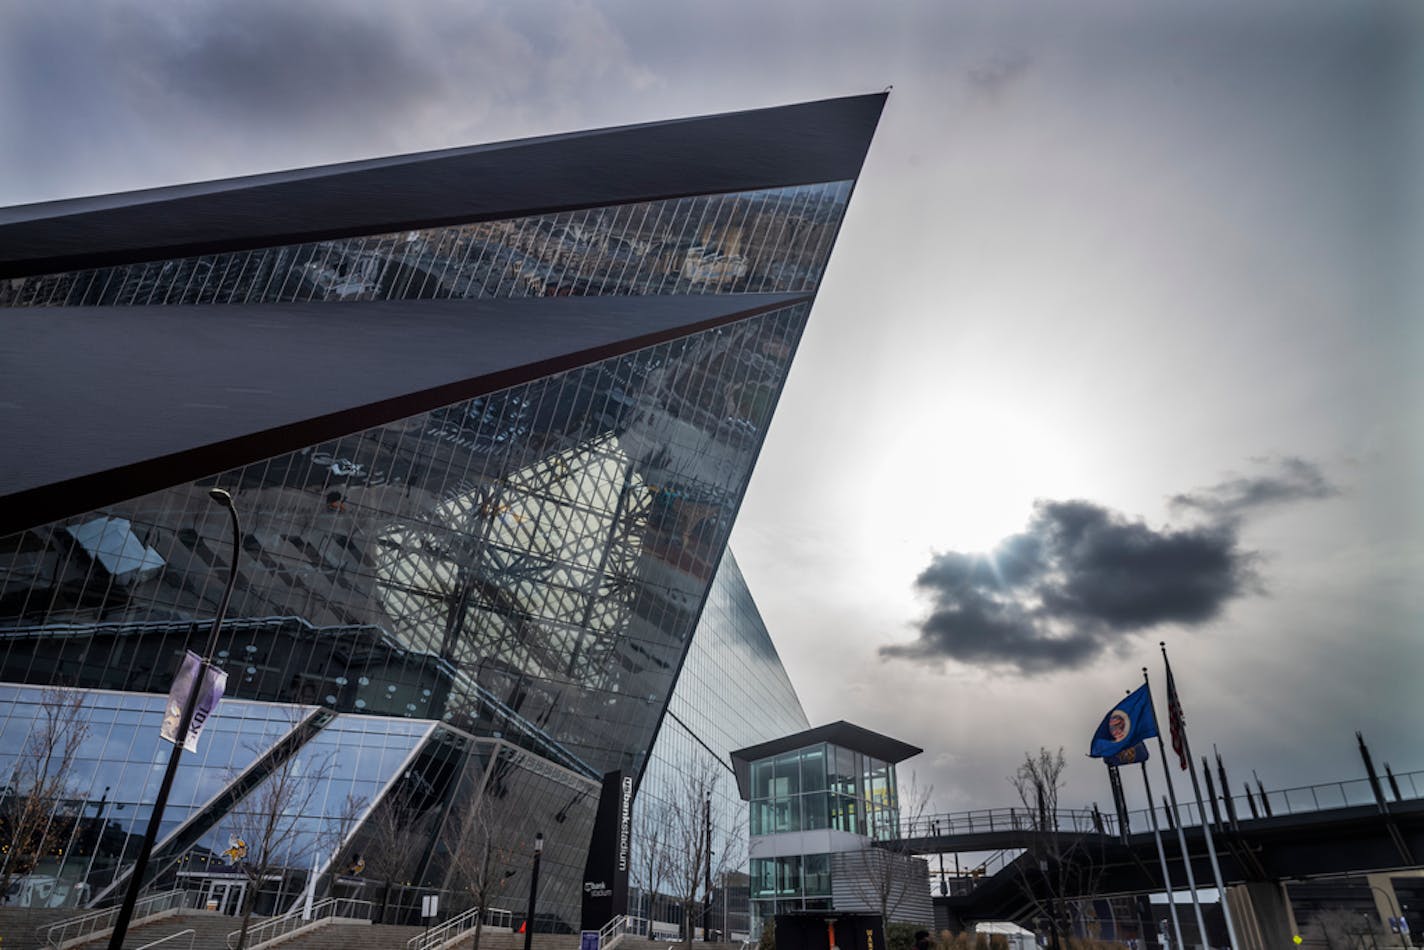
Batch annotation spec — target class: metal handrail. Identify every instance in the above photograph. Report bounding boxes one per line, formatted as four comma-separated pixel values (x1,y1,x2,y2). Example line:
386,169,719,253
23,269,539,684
600,914,631,950
41,888,195,950
406,904,516,950
134,928,197,950
227,896,372,950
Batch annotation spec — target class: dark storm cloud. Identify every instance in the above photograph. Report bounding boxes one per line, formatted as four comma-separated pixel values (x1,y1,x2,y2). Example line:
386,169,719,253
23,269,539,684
881,501,1253,674
1169,457,1338,522
882,459,1339,674
147,3,448,125
0,0,654,204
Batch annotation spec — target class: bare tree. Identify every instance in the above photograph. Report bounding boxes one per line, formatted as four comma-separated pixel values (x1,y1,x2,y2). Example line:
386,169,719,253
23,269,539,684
841,770,934,924
664,762,743,947
0,689,90,904
352,787,431,924
447,786,521,950
1310,908,1383,950
224,731,360,950
630,797,673,938
1008,748,1105,950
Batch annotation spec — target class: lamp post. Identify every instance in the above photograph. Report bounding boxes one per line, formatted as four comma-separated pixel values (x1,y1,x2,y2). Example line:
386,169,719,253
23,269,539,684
108,489,240,950
524,832,544,950
1364,881,1407,947
703,794,712,942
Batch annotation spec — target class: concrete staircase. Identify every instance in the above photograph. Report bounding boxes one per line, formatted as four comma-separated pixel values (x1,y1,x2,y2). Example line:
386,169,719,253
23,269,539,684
0,913,748,950
0,908,235,950
84,911,236,950
0,907,79,950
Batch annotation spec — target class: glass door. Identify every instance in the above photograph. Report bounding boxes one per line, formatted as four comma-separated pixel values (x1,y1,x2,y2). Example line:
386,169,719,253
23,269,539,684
203,879,246,915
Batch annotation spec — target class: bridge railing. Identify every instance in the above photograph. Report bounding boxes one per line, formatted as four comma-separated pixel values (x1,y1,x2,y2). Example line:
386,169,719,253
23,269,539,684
1123,768,1424,831
901,807,1108,840
900,768,1423,844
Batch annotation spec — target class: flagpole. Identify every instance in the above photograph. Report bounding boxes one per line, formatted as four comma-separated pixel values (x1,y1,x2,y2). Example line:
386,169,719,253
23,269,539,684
1162,642,1241,950
1144,667,1209,949
1139,762,1185,950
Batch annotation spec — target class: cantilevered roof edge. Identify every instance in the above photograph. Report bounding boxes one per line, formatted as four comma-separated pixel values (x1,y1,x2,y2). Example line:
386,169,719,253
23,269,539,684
728,721,923,800
0,93,887,279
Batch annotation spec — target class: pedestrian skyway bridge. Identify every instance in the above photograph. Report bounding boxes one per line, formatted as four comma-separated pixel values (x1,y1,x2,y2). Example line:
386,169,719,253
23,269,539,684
883,768,1424,943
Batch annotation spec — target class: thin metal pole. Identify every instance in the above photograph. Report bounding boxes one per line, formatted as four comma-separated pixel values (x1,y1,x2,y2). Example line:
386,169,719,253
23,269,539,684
703,795,712,942
108,490,239,950
525,832,543,950
1143,669,1208,950
1162,643,1241,950
1140,764,1184,950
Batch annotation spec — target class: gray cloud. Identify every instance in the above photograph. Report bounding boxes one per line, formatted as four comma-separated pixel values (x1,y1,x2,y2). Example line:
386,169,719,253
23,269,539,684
881,500,1254,674
1169,457,1338,522
966,52,1032,96
883,459,1339,674
0,0,656,204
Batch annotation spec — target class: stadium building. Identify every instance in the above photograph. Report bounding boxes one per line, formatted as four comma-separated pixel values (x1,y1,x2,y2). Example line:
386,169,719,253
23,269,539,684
0,94,883,933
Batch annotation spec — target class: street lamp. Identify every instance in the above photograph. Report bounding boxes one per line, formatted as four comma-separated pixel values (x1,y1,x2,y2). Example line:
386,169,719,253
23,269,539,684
108,488,240,950
524,832,544,950
1363,881,1408,947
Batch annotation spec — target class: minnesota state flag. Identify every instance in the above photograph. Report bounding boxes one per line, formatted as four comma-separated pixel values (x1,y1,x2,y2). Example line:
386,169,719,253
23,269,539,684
1089,684,1159,759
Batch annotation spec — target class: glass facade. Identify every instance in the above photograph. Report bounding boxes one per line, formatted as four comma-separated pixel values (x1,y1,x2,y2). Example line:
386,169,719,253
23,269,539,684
631,551,809,938
0,109,869,929
0,182,851,309
749,743,899,839
745,740,904,927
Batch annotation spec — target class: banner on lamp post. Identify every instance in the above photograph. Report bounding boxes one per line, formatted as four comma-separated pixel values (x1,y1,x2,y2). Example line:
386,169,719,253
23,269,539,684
160,650,227,752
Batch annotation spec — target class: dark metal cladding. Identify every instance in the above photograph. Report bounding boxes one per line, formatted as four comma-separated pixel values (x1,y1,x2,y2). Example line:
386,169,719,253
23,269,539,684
0,292,808,535
0,93,886,278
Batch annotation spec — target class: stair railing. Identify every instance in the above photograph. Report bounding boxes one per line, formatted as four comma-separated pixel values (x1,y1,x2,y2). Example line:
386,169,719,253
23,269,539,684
405,904,517,950
133,928,197,950
41,888,196,950
227,896,372,950
599,914,631,950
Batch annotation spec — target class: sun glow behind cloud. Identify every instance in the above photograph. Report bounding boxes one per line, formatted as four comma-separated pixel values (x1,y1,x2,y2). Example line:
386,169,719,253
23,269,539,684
865,402,1087,555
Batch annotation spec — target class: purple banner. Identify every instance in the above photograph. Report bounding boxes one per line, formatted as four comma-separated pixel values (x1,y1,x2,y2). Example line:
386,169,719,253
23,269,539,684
159,650,226,752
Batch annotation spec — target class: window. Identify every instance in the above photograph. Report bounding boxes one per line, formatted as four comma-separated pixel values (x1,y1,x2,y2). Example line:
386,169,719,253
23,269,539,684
804,854,831,896
773,752,801,797
802,792,829,830
801,744,827,793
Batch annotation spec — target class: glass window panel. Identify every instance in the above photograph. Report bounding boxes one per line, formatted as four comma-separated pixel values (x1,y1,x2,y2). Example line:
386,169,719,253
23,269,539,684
773,753,801,798
750,858,775,898
803,853,831,896
831,794,858,834
801,791,829,830
751,759,773,800
770,795,801,834
800,745,826,793
832,746,855,796
776,855,802,896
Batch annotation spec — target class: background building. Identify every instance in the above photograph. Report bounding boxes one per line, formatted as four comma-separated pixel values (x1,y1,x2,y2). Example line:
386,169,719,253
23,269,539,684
732,722,933,934
0,94,884,928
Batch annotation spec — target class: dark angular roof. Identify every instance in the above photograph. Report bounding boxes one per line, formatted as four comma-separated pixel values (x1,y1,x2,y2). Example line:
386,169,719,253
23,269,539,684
0,93,887,278
729,720,922,800
0,292,807,535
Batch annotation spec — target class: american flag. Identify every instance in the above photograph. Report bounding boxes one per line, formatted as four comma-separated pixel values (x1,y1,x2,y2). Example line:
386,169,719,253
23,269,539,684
1165,657,1189,771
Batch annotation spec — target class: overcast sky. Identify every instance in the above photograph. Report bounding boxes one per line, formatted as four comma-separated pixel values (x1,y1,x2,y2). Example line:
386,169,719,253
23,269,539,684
4,0,1421,814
